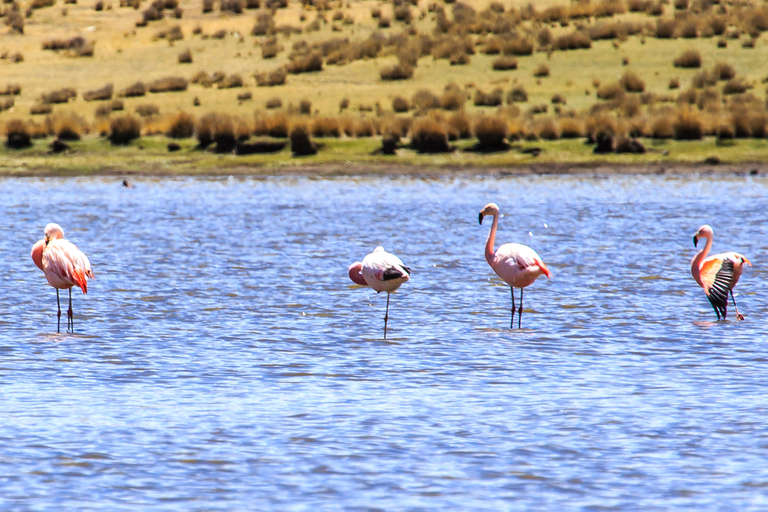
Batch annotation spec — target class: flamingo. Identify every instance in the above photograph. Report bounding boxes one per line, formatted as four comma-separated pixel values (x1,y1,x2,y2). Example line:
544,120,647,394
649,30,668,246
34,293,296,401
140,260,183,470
348,246,411,339
31,223,94,333
691,224,751,321
479,203,551,329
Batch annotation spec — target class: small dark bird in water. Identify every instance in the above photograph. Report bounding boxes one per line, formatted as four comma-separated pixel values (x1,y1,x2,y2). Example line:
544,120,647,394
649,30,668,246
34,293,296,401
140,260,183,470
121,179,135,188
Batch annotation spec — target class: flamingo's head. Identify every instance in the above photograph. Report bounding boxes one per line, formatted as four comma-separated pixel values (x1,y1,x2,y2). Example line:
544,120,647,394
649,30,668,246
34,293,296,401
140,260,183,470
348,261,368,287
44,223,65,243
479,203,500,225
693,224,713,247
31,239,45,272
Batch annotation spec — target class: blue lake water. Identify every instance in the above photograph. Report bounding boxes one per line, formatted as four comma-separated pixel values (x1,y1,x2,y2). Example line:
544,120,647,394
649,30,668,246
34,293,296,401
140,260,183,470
1,173,767,510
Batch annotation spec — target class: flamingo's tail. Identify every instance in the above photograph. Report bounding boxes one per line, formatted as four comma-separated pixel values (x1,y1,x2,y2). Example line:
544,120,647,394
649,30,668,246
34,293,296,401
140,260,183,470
537,259,552,279
72,268,88,294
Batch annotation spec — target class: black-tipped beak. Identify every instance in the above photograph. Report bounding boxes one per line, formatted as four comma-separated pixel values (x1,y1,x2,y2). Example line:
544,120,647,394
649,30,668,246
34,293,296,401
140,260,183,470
693,236,698,247
479,213,484,225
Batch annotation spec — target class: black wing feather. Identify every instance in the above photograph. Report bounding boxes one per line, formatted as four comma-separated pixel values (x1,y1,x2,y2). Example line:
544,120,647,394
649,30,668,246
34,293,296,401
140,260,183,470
382,266,408,280
706,259,734,319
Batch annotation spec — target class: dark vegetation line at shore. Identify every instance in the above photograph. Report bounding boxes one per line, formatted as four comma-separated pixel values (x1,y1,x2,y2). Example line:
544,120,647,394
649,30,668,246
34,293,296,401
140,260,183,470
2,0,768,158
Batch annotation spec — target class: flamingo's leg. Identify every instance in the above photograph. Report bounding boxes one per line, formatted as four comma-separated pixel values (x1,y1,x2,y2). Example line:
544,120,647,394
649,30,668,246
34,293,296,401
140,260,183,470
519,288,524,329
510,286,516,329
56,289,61,334
68,288,74,333
384,293,390,339
731,290,744,320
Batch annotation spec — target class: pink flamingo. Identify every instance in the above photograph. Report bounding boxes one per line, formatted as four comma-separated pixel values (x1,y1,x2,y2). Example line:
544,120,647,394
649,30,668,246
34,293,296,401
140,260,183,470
479,203,551,329
348,246,411,339
31,223,94,333
691,224,751,321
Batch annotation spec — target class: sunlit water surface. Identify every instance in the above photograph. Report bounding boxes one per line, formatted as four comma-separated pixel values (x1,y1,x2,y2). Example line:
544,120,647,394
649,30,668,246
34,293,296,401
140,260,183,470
1,173,768,510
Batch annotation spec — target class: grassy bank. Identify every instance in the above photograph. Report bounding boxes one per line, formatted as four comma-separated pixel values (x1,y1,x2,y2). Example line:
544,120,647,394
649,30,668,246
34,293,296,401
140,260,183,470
1,134,766,176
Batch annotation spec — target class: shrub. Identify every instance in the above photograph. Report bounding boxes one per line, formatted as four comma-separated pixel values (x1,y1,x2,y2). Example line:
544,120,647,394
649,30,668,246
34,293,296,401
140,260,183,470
135,104,160,117
723,78,749,95
692,71,717,88
218,74,244,89
109,115,141,145
674,50,702,68
673,107,703,139
289,123,317,156
474,116,508,150
0,84,21,96
7,10,24,34
492,56,518,71
5,119,32,149
597,82,625,100
220,0,243,14
255,68,287,87
669,77,680,89
311,117,340,137
51,112,85,140
380,63,414,80
742,38,757,49
110,99,124,111
287,52,323,74
265,97,282,109
166,111,194,138
650,114,674,138
533,64,550,77
178,49,192,63
554,31,591,51
474,88,503,107
535,118,561,140
339,98,349,112
447,111,471,139
237,92,252,101
559,117,585,138
620,70,645,92
41,88,77,104
154,25,183,41
148,76,188,93
121,82,147,97
503,37,534,56
440,86,465,110
299,99,312,115
392,96,409,112
412,89,440,112
449,51,470,65
235,140,286,155
507,86,528,103
253,113,289,138
251,12,273,35
31,104,53,115
261,39,280,59
655,19,677,38
714,62,736,81
681,21,698,39
83,83,113,101
410,118,450,153
551,94,567,105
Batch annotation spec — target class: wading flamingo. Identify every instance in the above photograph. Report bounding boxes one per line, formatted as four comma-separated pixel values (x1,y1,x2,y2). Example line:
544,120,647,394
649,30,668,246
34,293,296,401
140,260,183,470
348,246,411,339
691,224,751,321
31,223,94,333
479,203,551,329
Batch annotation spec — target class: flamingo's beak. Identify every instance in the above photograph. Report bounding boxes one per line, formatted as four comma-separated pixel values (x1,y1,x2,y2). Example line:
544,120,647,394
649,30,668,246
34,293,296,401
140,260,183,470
693,235,698,247
479,213,484,225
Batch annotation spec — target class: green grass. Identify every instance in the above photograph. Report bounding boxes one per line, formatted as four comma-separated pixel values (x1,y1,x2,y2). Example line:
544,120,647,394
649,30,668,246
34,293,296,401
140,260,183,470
2,135,766,176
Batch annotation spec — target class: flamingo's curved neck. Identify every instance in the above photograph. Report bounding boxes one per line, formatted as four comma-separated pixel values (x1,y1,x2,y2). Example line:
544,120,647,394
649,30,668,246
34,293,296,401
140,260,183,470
485,212,499,266
693,234,713,267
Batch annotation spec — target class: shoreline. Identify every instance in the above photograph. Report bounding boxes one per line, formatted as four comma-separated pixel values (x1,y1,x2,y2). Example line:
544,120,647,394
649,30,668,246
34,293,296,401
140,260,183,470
0,160,764,179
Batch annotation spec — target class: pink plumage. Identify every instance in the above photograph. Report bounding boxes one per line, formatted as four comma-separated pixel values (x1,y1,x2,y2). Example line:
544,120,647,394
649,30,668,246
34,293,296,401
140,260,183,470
479,203,551,329
31,223,93,333
690,224,750,321
348,246,410,339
